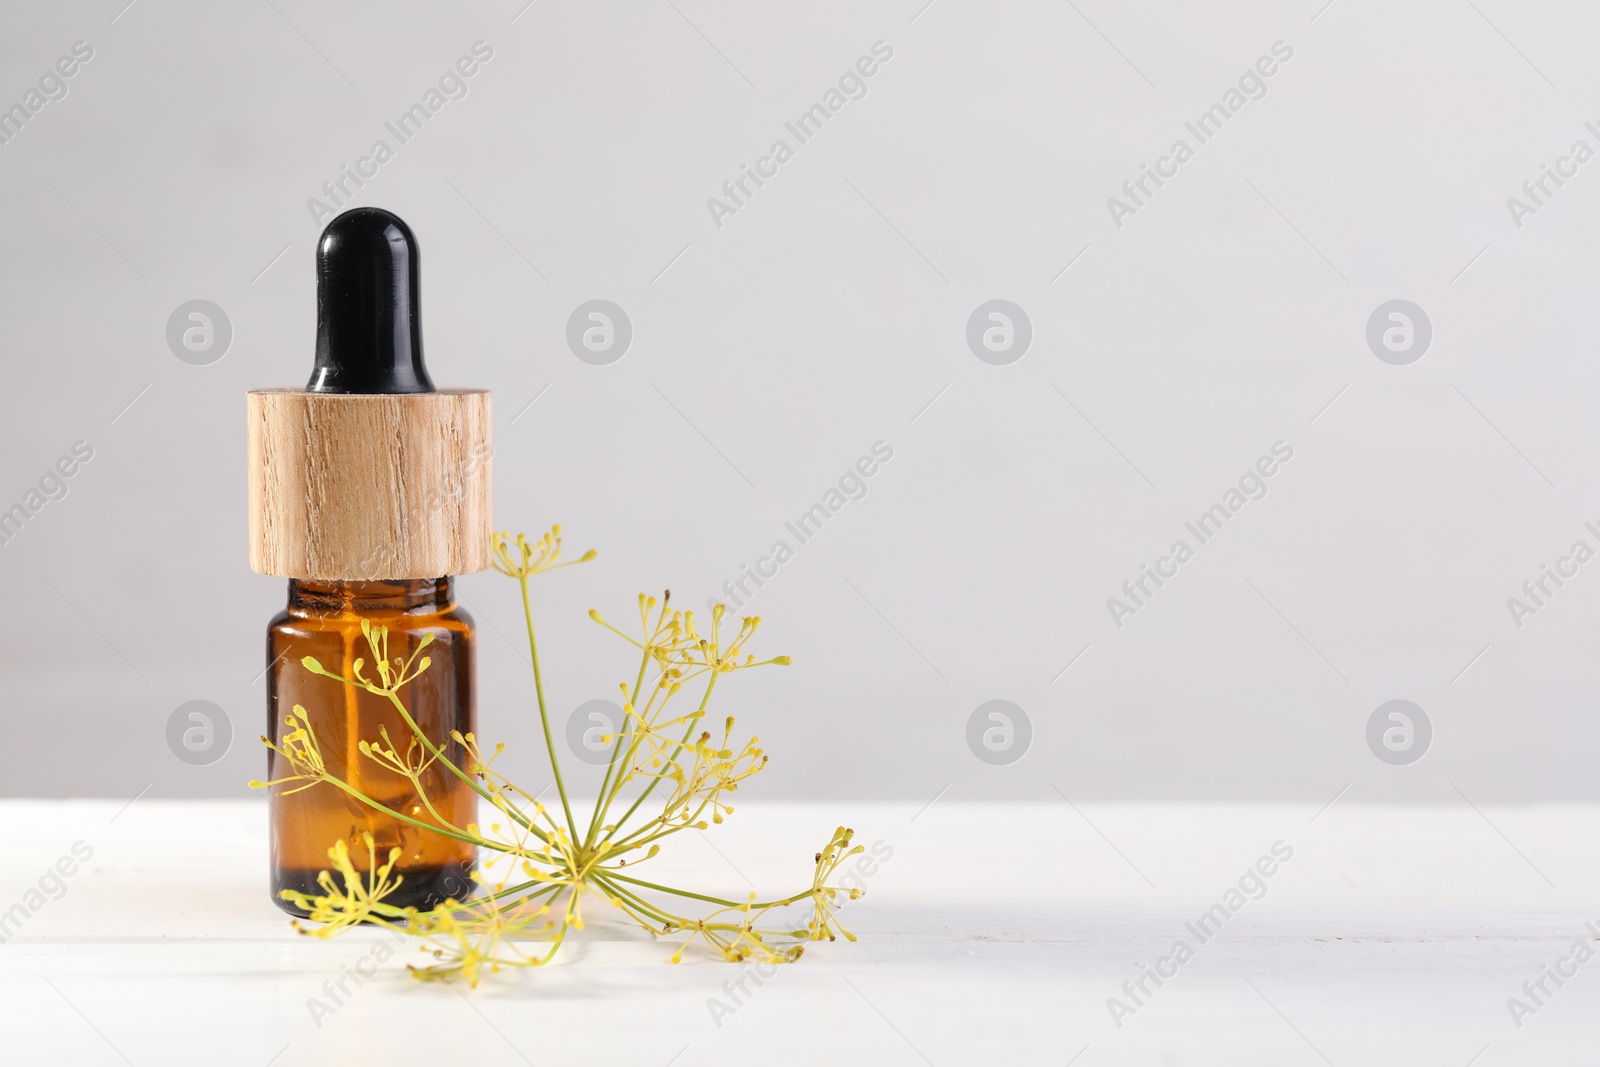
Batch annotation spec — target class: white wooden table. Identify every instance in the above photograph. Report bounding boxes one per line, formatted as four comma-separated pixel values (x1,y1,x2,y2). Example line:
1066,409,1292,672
1,798,1595,1065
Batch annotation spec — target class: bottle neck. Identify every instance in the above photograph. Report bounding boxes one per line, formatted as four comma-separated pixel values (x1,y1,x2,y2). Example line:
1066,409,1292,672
286,577,455,615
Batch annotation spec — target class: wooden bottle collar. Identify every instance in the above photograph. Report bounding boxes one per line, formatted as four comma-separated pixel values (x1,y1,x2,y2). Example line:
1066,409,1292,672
247,389,491,580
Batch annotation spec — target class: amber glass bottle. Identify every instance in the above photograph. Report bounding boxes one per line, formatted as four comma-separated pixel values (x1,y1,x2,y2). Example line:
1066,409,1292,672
266,578,476,915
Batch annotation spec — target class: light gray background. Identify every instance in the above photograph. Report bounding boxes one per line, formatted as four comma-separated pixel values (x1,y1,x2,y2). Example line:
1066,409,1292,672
1,0,1592,803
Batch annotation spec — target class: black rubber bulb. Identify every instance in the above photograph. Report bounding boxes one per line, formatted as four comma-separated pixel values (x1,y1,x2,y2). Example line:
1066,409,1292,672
307,207,435,394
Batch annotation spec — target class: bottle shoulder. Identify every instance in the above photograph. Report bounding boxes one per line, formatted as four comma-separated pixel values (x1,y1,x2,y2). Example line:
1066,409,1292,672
268,605,474,635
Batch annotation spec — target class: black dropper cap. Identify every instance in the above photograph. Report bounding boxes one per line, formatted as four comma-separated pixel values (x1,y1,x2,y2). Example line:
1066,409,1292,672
307,207,435,394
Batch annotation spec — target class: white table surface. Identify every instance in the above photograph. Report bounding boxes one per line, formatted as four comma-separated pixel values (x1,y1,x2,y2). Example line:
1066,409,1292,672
1,798,1596,1065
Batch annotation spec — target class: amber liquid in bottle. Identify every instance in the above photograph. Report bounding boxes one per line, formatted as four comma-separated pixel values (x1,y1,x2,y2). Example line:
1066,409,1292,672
265,577,476,915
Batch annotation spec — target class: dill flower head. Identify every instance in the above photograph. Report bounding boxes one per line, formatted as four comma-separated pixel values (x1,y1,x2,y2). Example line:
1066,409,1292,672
280,833,407,934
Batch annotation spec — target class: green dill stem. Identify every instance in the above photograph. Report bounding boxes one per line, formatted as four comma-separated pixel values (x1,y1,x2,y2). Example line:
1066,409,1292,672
604,674,718,838
378,689,549,845
591,875,800,940
453,876,543,907
315,773,488,851
461,880,563,915
341,878,564,935
591,874,682,927
608,896,674,932
343,907,413,928
589,685,665,836
400,765,462,836
524,924,569,966
519,570,581,845
585,629,656,849
305,658,549,846
605,871,807,911
594,877,793,939
313,770,552,864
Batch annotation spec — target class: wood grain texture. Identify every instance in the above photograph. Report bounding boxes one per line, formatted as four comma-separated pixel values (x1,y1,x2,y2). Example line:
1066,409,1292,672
247,389,491,580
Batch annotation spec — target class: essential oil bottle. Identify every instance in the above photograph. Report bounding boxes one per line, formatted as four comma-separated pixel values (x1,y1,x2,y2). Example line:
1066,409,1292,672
247,207,492,915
